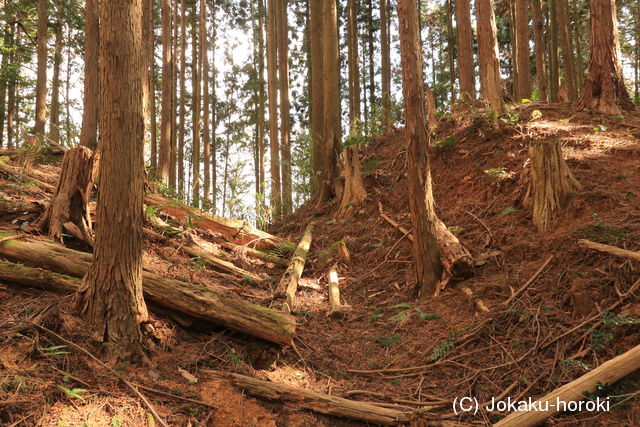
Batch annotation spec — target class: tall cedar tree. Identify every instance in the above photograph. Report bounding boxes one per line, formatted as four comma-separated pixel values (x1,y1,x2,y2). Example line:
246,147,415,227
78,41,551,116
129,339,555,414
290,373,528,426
76,0,149,360
0,2,10,147
514,0,531,101
158,0,173,183
338,0,367,218
178,0,187,197
577,0,635,114
34,0,48,136
266,0,281,217
380,0,391,132
49,0,63,144
455,0,476,100
169,0,178,189
531,0,548,101
143,0,156,169
476,0,504,113
191,1,201,207
277,0,292,214
397,0,443,297
557,0,577,100
309,0,324,199
200,0,211,204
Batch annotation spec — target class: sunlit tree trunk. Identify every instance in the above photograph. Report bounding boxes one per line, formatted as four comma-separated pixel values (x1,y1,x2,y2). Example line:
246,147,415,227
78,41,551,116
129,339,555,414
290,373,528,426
200,0,210,206
169,0,178,189
549,0,559,101
380,0,391,132
446,0,456,103
266,0,281,217
143,0,156,171
531,0,548,101
255,0,267,226
76,0,149,361
210,4,217,209
178,0,186,198
557,0,577,100
49,1,63,144
191,1,201,208
475,0,504,113
454,0,475,100
34,0,48,137
0,3,10,147
158,0,173,184
397,0,442,297
6,24,18,149
367,0,375,121
79,0,99,149
514,0,531,101
309,0,323,199
577,0,635,114
277,0,292,214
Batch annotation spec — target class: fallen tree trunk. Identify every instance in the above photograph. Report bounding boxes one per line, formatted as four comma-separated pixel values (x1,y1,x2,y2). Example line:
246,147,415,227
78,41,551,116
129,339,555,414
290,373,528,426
0,261,82,293
184,235,264,282
495,343,640,426
0,234,295,346
218,240,288,267
202,370,410,425
578,239,640,263
378,202,474,279
327,267,343,317
0,162,56,192
145,193,293,250
275,222,315,313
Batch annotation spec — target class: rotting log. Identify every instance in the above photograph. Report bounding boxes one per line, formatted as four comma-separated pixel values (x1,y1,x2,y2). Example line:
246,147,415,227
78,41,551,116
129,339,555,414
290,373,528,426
578,239,640,263
0,261,81,293
494,343,640,426
378,202,474,279
0,234,295,346
202,370,410,425
219,240,288,267
0,162,56,192
145,193,293,249
525,139,581,232
184,235,264,282
274,222,315,313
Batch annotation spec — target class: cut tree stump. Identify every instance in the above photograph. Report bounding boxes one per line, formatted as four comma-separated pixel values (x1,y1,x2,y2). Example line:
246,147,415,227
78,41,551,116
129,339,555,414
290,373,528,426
494,343,640,426
37,146,94,244
578,239,640,263
145,193,293,249
202,370,410,425
525,139,581,231
0,234,295,346
327,267,343,317
378,202,474,280
274,222,315,313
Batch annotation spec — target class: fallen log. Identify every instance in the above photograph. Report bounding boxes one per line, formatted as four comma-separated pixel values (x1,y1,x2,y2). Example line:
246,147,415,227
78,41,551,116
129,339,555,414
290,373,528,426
0,261,81,293
0,234,295,346
218,240,288,267
0,162,56,192
578,239,640,263
494,343,640,426
202,370,410,425
377,202,474,279
275,222,315,313
145,193,293,249
184,235,264,282
327,267,343,317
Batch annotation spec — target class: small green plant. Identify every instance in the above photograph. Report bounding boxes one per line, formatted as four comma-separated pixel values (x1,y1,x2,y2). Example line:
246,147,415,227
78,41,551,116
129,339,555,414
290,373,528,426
414,308,442,321
435,134,458,150
227,350,243,370
389,303,412,309
583,379,638,409
58,385,89,401
389,310,411,324
500,206,518,215
530,109,543,121
578,212,627,243
593,124,608,133
561,358,591,371
500,109,520,124
189,257,207,271
599,310,640,326
589,329,613,351
375,335,401,347
39,345,70,356
617,173,628,179
431,332,457,361
369,309,384,322
610,114,624,121
110,416,122,427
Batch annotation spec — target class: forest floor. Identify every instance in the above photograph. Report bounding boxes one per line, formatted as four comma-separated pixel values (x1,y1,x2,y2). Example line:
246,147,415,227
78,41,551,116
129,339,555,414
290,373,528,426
1,103,640,426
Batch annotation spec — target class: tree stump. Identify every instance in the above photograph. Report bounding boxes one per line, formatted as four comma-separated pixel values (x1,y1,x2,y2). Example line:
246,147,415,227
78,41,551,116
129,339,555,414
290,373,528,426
38,146,94,243
525,139,581,231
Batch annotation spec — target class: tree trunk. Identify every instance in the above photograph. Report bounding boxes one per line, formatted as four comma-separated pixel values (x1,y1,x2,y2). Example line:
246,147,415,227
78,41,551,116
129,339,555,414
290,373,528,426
191,2,201,208
6,22,17,149
0,240,296,346
144,0,156,171
525,139,581,232
49,1,63,144
0,3,11,148
277,0,292,215
514,0,531,101
475,0,504,113
169,0,178,189
446,0,456,103
338,0,367,218
75,0,149,361
380,0,391,132
367,0,375,121
309,0,324,199
557,0,577,100
398,0,443,298
549,0,559,102
210,5,217,209
531,0,548,101
34,0,48,137
178,0,187,198
319,0,340,203
37,146,94,244
256,0,267,227
79,0,99,150
576,0,635,114
200,0,210,206
158,0,173,185
266,0,281,218
454,0,475,100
